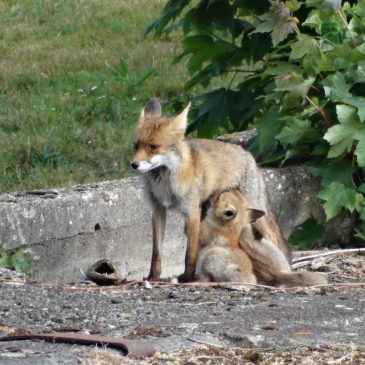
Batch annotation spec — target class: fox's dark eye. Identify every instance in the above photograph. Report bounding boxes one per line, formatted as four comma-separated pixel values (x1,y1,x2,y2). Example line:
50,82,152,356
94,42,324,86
133,142,139,150
149,144,159,150
224,209,237,219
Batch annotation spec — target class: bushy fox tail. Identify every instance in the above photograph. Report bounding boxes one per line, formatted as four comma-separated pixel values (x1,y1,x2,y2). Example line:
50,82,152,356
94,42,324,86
239,231,328,288
272,271,328,288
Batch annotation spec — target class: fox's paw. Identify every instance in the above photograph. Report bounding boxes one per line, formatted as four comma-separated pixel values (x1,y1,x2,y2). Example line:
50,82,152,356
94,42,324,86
146,269,161,282
177,272,194,283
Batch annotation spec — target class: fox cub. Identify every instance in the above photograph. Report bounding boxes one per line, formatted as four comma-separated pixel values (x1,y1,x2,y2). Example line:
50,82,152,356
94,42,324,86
196,189,328,287
131,99,287,282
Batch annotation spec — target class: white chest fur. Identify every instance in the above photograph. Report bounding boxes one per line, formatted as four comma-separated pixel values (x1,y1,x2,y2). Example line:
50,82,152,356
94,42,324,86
144,167,191,213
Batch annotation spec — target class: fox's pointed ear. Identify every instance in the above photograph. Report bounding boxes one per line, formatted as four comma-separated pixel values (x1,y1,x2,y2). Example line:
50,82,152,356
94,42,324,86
171,102,191,132
140,99,161,120
249,208,265,223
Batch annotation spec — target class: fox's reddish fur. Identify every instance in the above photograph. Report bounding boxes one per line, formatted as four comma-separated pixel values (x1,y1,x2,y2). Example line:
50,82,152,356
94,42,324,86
197,190,328,287
196,189,263,285
131,99,288,282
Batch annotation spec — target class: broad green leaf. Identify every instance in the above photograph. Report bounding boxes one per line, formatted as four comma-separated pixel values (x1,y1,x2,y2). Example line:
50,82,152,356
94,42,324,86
317,182,357,220
309,160,355,188
331,45,365,66
305,0,322,7
337,104,359,125
311,142,329,156
184,66,213,89
257,106,284,152
303,11,322,30
322,0,341,12
343,96,365,122
194,88,231,136
275,76,314,110
252,12,276,34
360,206,365,220
229,89,261,130
302,44,322,75
240,32,273,63
286,0,301,12
322,73,352,101
358,184,365,193
251,2,296,45
289,217,325,250
321,16,344,43
290,35,319,60
324,105,365,163
183,35,214,53
324,105,359,158
352,1,365,17
275,76,314,96
271,20,295,46
187,0,234,30
355,136,365,166
264,62,303,76
325,125,355,158
144,0,189,36
183,36,235,72
282,147,303,164
355,193,365,212
235,0,270,14
354,228,365,240
276,118,312,145
205,0,234,28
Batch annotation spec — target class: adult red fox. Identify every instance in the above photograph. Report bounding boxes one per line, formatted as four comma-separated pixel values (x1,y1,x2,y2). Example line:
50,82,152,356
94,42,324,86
131,99,287,282
196,189,328,287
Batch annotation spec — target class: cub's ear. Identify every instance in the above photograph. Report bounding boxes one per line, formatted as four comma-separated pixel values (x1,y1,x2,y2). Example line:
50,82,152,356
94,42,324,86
140,99,161,119
249,208,265,223
170,102,191,132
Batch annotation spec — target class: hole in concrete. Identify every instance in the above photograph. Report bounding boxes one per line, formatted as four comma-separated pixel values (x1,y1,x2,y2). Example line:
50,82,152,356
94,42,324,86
94,223,101,231
95,262,114,275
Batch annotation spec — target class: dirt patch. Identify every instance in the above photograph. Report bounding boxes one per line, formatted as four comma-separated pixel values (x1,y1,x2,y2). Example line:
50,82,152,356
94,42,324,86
0,251,364,365
125,344,364,365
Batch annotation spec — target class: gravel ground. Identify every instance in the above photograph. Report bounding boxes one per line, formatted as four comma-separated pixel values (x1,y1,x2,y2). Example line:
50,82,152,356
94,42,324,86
0,252,364,364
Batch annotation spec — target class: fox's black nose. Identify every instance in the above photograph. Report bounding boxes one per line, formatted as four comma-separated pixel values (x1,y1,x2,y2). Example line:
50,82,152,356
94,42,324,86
131,161,139,170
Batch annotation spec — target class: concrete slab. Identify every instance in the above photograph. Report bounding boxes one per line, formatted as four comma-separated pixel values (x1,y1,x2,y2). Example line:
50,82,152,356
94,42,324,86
0,167,349,283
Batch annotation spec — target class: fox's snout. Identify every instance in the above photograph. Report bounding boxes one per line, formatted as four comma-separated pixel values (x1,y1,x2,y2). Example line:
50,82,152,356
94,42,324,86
130,159,149,172
130,161,139,170
130,154,164,173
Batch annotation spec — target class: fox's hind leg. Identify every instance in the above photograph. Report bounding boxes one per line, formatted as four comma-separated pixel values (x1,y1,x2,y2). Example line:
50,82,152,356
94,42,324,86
253,214,291,261
222,264,257,284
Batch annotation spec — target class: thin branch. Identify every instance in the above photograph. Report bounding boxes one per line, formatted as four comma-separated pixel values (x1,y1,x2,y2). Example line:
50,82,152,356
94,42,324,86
305,95,333,127
227,71,238,89
225,68,260,73
187,337,225,348
291,260,313,269
293,23,301,36
1,278,364,292
310,85,321,94
292,248,365,265
338,9,356,48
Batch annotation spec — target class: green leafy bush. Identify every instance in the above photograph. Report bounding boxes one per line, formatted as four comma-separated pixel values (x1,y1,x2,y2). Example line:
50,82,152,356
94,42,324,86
0,242,33,276
147,0,365,248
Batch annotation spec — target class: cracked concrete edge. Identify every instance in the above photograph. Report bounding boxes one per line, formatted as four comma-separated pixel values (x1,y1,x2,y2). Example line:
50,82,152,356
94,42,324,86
0,167,349,283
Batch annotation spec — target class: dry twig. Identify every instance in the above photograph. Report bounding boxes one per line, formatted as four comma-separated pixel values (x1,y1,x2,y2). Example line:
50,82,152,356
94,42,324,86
292,248,365,266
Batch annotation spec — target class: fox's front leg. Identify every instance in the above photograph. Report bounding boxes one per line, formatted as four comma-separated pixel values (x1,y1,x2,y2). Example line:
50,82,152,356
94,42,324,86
179,207,201,282
147,204,166,280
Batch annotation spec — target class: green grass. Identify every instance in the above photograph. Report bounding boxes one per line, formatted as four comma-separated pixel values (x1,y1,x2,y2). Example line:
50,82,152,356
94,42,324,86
0,0,191,193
